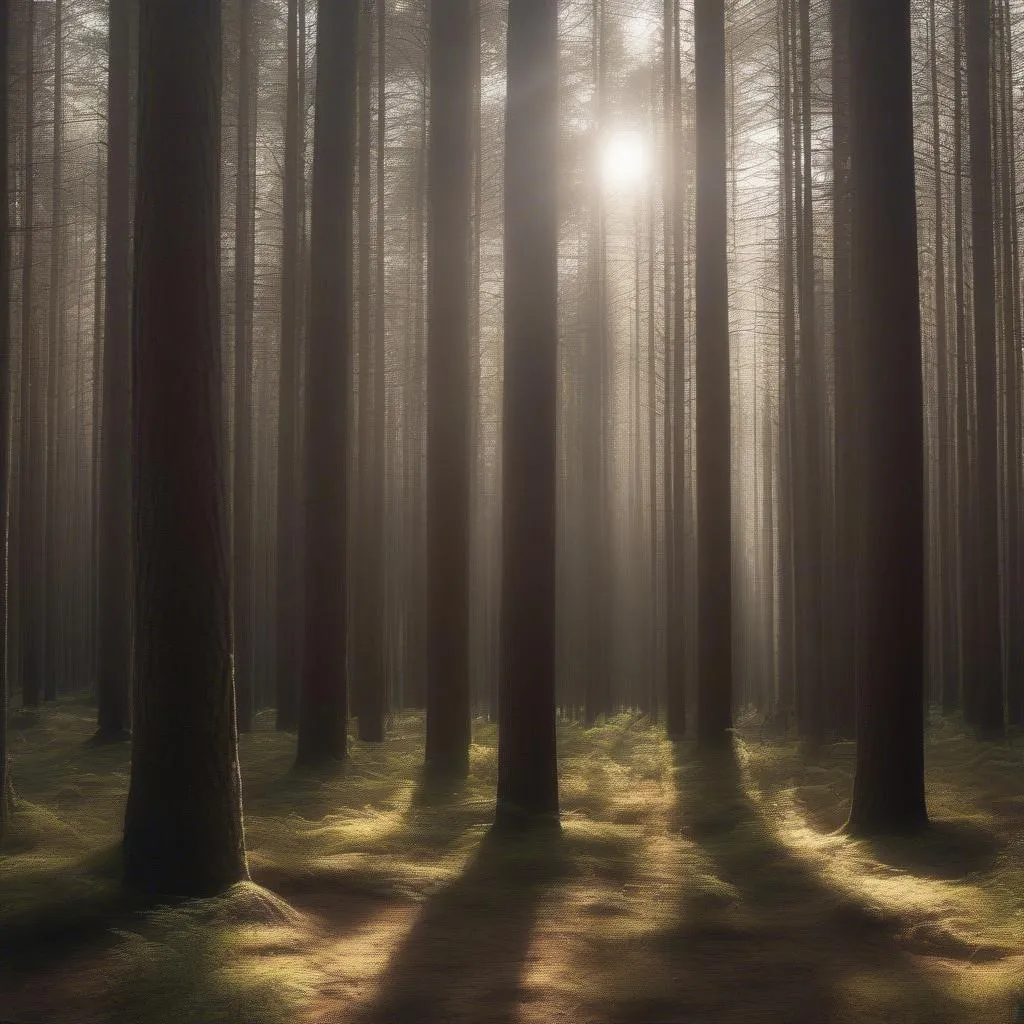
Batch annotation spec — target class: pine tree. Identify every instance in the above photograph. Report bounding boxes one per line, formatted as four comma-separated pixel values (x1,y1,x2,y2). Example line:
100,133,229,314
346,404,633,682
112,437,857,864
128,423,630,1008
297,0,360,767
694,0,732,745
95,0,132,744
425,0,473,778
123,0,249,896
495,0,560,829
846,0,928,835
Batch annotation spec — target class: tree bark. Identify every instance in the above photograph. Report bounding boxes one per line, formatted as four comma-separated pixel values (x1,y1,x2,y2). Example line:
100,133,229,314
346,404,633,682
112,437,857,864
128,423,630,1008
425,0,473,777
965,0,1002,738
297,0,359,767
846,0,928,835
496,0,560,828
694,0,732,745
275,0,302,731
96,0,132,743
123,0,249,896
233,0,255,733
19,0,42,710
0,0,12,849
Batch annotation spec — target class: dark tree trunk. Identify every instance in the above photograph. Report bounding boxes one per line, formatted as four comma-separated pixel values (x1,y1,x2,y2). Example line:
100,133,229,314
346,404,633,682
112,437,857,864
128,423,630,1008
425,0,472,777
776,0,796,728
662,0,677,737
43,0,63,702
964,0,1002,738
95,0,132,743
276,0,301,732
666,0,688,740
994,0,1021,726
693,0,732,745
830,0,855,738
370,0,387,736
495,0,559,829
930,0,956,717
297,0,359,767
355,0,384,743
123,0,249,897
846,0,928,835
795,0,823,743
233,0,255,733
20,0,42,710
0,0,12,848
953,0,972,719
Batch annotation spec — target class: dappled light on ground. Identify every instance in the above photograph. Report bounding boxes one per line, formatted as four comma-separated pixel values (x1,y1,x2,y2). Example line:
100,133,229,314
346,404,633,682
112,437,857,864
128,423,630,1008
2,701,1023,1023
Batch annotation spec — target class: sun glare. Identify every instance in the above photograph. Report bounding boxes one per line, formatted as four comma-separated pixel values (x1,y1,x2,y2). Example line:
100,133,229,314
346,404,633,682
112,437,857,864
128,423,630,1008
623,13,658,56
601,130,650,193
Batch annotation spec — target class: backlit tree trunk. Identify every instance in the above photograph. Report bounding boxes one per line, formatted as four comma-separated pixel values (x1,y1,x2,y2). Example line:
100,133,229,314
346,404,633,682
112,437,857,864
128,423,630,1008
297,0,359,767
694,0,732,745
96,0,132,742
496,0,560,828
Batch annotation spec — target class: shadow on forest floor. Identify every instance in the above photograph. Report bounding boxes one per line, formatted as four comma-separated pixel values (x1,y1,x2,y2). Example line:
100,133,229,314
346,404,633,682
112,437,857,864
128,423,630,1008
350,827,569,1024
3,703,1024,1024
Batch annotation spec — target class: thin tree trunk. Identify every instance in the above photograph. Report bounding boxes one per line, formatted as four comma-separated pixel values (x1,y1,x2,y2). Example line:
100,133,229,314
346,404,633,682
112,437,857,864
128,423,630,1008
425,0,473,777
930,0,956,716
96,0,132,742
965,0,1002,738
20,0,42,710
831,0,855,737
694,0,732,744
233,0,255,733
0,0,13,847
297,0,359,767
275,0,301,731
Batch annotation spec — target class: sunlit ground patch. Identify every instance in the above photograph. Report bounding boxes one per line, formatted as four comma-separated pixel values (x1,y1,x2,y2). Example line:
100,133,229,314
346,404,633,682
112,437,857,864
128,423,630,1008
3,702,1024,1023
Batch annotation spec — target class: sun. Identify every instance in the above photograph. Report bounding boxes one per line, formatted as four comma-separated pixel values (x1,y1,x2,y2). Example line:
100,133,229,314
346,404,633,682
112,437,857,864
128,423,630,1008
600,130,650,193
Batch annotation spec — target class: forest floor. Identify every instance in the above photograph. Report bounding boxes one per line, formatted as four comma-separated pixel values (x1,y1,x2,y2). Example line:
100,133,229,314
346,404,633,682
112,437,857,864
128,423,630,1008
1,700,1023,1023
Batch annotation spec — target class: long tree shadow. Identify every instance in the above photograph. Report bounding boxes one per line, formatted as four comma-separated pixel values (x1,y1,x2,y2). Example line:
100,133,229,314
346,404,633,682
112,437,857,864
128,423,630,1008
358,825,568,1024
657,741,1000,1024
0,843,153,984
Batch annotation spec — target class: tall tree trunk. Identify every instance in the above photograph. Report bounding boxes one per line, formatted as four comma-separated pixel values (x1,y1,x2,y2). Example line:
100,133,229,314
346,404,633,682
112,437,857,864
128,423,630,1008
0,0,13,847
233,0,256,733
777,0,796,728
795,0,823,742
667,0,688,739
95,0,132,742
831,0,855,737
297,0,359,766
370,0,387,735
425,0,472,777
965,0,1002,738
90,144,104,704
662,0,677,737
355,0,373,733
846,0,928,835
496,0,560,829
123,0,249,896
694,0,732,744
953,0,971,718
994,0,1021,726
275,0,301,731
930,0,956,717
43,0,63,701
20,0,41,709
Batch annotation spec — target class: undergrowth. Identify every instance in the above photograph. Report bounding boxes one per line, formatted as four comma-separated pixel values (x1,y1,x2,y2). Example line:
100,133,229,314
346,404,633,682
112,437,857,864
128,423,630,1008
1,700,1022,1023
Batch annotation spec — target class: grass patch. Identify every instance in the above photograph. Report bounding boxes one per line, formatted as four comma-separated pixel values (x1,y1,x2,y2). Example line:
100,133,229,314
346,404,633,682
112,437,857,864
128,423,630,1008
1,702,1023,1023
